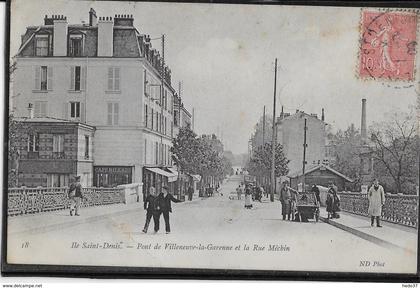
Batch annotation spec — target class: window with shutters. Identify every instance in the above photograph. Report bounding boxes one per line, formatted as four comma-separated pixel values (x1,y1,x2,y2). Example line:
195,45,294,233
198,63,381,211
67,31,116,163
151,108,154,130
144,104,148,127
70,102,80,119
69,35,83,57
107,102,119,126
40,66,48,90
27,133,39,152
52,134,64,155
35,35,49,56
70,66,86,91
84,135,89,159
107,67,121,91
34,101,47,117
34,66,53,91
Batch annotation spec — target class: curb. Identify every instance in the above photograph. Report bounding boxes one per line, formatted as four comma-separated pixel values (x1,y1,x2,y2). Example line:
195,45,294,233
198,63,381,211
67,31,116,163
9,206,142,236
319,216,416,255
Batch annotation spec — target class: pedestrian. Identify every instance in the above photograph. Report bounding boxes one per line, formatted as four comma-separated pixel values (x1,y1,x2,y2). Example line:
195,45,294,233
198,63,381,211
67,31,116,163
187,185,194,201
156,186,182,234
290,187,298,221
68,175,83,216
260,186,266,199
142,186,160,233
368,179,385,228
244,184,253,209
280,181,292,220
326,183,340,219
311,184,321,206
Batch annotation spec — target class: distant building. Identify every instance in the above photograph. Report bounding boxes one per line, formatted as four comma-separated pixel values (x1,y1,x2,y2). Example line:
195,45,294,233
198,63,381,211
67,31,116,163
288,164,354,192
276,109,328,176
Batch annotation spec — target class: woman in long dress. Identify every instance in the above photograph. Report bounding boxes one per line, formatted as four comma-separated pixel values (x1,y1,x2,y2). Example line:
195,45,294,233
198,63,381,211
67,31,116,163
244,185,252,209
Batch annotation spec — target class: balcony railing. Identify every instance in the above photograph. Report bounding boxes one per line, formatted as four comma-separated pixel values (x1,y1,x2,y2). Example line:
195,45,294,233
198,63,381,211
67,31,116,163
338,192,418,228
52,152,66,159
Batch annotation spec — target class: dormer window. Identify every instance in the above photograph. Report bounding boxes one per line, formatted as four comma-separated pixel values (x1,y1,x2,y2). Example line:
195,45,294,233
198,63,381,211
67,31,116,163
69,34,84,57
35,35,50,56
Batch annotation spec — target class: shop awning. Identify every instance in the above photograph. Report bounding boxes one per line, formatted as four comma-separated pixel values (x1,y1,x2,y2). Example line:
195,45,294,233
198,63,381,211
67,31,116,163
146,167,177,182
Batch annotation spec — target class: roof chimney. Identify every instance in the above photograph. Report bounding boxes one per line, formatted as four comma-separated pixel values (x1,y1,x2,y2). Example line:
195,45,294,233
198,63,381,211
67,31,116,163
361,99,367,144
53,15,68,56
28,103,34,119
321,108,325,121
98,16,114,57
89,8,97,26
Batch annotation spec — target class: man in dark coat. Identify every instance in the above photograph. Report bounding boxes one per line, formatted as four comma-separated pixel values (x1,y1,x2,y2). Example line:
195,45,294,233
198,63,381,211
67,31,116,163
187,185,194,201
311,184,321,205
68,175,83,216
156,186,182,234
142,187,159,233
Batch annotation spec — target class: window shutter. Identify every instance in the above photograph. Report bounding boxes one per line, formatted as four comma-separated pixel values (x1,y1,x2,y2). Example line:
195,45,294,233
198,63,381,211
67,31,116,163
34,101,41,117
80,102,86,123
70,66,75,90
114,103,119,125
41,102,47,117
47,66,53,90
107,68,113,90
34,66,40,90
63,102,69,119
81,66,87,91
114,67,120,91
107,103,113,125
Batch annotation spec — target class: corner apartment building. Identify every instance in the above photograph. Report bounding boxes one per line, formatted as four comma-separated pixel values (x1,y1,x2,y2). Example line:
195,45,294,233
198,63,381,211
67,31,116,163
12,9,176,188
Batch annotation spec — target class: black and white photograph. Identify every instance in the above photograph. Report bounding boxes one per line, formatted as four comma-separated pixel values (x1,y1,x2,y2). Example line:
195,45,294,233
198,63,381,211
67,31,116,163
2,0,419,279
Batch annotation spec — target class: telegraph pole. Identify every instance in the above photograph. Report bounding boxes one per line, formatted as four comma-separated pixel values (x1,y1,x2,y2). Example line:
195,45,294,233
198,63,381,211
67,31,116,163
270,58,278,202
177,80,182,198
302,118,308,193
262,105,266,146
160,34,165,166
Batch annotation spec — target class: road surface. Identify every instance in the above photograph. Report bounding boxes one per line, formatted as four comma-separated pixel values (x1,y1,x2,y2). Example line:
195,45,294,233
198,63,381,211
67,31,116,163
7,175,416,273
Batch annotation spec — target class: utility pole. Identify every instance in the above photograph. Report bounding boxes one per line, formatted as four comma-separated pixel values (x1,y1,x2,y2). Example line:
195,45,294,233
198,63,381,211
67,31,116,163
192,107,195,131
177,81,182,199
302,118,308,193
262,105,266,146
160,34,165,167
270,58,278,202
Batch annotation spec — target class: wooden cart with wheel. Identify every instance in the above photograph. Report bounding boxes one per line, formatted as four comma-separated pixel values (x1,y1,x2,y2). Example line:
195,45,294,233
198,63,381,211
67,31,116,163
295,192,320,222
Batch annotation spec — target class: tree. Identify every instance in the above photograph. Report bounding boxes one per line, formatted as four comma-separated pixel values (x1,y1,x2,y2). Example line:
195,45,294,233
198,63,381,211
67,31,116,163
369,108,418,194
247,142,289,179
8,114,31,187
171,126,201,174
329,124,362,187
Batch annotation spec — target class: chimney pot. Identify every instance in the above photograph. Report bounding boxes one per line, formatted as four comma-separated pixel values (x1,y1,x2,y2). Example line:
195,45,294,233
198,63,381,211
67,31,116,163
28,103,34,119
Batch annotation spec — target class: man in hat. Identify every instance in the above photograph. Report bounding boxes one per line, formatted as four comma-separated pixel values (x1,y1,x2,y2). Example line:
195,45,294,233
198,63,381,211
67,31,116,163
68,175,83,216
156,186,182,234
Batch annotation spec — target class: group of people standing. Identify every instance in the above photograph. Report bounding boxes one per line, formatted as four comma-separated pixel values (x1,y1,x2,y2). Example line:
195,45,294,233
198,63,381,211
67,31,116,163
142,186,182,234
236,184,266,209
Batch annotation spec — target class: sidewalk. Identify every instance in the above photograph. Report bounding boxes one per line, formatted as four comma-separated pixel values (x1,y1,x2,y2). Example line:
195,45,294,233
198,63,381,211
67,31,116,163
319,210,418,254
8,196,204,236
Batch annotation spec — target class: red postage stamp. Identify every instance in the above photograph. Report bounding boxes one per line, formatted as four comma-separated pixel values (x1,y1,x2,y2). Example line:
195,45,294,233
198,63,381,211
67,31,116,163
359,10,418,81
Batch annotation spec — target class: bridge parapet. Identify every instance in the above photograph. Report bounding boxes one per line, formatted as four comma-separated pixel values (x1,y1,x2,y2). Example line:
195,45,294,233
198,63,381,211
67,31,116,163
338,192,418,228
8,186,125,216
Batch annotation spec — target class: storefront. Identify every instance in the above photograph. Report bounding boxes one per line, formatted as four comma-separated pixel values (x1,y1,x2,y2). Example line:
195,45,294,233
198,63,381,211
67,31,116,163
142,167,177,199
93,166,133,187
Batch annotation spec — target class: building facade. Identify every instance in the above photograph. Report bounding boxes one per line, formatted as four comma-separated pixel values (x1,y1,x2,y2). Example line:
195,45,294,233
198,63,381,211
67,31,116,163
11,116,94,188
276,109,328,175
12,10,177,188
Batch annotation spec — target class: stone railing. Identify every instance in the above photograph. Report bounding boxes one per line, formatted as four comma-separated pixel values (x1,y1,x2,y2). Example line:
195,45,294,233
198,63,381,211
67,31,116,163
8,186,125,216
338,192,418,228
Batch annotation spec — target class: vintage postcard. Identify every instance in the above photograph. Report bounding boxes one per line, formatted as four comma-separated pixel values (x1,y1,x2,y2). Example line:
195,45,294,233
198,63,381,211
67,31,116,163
3,0,419,278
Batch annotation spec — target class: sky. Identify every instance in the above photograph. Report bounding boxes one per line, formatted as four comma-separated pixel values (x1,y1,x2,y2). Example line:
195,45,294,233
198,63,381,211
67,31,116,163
10,1,419,154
